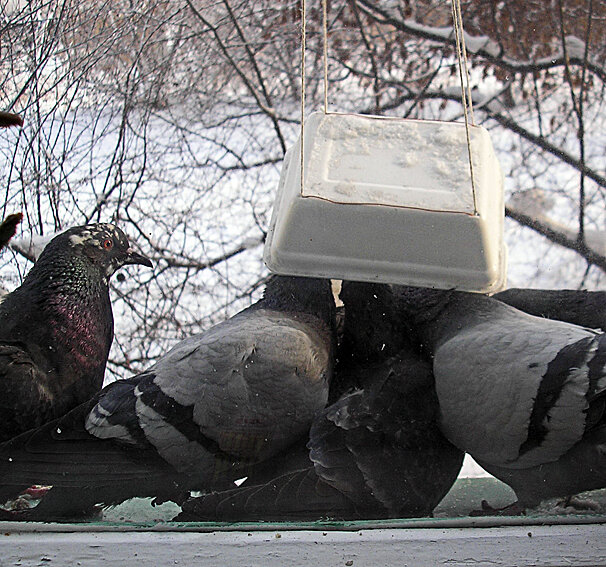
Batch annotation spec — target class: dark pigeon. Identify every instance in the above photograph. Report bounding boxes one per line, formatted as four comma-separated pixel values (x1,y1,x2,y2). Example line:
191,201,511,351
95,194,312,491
177,282,463,521
0,111,23,129
496,288,606,332
0,224,152,442
0,275,335,520
309,282,463,519
0,213,22,250
1,111,24,251
393,285,606,512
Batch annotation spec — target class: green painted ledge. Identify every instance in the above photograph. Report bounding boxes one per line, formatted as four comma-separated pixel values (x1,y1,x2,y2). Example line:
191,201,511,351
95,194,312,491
2,478,605,532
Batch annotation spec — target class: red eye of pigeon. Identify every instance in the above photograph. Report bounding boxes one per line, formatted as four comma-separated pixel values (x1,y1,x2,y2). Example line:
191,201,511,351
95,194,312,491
103,239,113,249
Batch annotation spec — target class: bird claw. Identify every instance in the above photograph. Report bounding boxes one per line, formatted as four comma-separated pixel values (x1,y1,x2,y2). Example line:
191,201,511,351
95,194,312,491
557,496,601,512
469,499,526,516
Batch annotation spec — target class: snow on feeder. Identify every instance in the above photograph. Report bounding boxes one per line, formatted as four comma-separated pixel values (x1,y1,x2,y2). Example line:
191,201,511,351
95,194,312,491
263,1,507,292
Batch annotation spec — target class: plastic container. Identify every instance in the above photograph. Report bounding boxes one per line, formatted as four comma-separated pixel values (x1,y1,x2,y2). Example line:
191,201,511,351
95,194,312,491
264,112,507,292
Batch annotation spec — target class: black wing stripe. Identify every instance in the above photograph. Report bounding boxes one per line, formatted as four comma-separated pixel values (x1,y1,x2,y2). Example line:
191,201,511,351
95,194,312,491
587,334,606,400
519,336,594,457
136,375,237,460
91,375,149,445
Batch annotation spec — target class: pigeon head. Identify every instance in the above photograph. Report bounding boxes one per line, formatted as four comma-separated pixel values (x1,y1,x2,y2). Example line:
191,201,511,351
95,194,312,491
38,224,152,281
340,281,411,361
260,275,335,327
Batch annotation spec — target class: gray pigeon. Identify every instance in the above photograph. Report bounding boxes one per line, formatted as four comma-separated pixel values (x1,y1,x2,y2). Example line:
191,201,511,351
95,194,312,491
177,282,463,521
0,275,335,520
393,285,606,513
0,223,152,442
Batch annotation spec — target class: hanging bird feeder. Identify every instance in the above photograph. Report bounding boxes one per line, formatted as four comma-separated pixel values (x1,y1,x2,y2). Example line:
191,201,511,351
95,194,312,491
264,1,507,293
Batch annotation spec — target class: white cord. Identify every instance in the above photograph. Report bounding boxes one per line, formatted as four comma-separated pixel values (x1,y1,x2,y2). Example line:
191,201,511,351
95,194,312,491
451,0,478,214
300,0,306,194
322,0,328,113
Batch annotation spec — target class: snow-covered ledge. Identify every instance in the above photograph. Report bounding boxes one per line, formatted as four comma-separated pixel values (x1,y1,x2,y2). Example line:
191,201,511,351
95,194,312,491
1,521,605,567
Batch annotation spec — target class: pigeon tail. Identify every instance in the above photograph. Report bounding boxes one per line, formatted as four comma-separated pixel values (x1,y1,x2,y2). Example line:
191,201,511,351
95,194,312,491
0,213,22,250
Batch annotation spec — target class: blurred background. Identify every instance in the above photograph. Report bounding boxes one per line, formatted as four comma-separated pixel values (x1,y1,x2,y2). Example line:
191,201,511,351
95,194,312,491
0,0,604,381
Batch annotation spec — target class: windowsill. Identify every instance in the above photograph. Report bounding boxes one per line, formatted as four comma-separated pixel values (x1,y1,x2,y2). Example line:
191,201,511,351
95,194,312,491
0,522,605,567
1,478,605,565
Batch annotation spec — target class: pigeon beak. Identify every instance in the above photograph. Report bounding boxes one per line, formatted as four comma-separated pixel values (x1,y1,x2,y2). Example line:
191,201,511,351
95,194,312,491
124,248,153,268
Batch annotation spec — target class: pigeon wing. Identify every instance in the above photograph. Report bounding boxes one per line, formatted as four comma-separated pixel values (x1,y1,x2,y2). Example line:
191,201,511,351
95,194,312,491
0,344,58,441
87,309,332,479
435,307,603,469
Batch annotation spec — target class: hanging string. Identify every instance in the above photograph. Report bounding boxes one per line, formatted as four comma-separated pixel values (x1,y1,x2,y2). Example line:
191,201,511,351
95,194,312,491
322,0,328,113
451,0,478,214
300,0,306,194
300,0,329,195
452,0,475,125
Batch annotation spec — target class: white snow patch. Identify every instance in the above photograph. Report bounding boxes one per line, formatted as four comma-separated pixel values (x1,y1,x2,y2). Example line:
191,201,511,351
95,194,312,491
459,454,492,478
564,35,586,60
10,233,55,262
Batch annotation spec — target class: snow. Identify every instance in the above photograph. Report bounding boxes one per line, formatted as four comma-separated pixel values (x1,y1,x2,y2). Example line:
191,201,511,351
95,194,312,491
303,113,478,211
460,454,491,478
393,16,596,73
465,34,500,58
564,35,587,60
401,19,500,57
10,233,56,262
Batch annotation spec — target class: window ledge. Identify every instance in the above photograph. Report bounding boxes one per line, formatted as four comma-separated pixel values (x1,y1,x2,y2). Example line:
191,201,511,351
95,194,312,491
1,520,605,566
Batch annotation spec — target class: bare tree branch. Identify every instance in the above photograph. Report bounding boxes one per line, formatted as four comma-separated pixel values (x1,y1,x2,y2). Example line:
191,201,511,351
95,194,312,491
506,206,606,273
355,0,606,82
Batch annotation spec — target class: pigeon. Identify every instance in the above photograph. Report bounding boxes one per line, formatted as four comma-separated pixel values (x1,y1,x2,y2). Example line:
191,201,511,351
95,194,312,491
177,353,458,522
393,285,606,512
177,281,463,521
175,440,352,522
308,281,463,518
0,111,24,251
307,351,464,519
0,213,22,250
0,111,23,129
0,223,152,442
0,275,336,520
496,288,606,332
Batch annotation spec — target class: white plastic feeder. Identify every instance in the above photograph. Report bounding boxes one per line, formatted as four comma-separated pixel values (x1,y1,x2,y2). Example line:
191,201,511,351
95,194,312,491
264,112,507,292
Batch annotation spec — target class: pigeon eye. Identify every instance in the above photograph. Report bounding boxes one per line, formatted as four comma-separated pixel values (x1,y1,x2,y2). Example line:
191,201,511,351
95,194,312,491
103,239,114,250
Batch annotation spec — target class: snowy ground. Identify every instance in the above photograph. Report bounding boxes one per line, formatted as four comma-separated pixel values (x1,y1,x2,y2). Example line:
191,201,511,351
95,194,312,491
460,454,490,478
